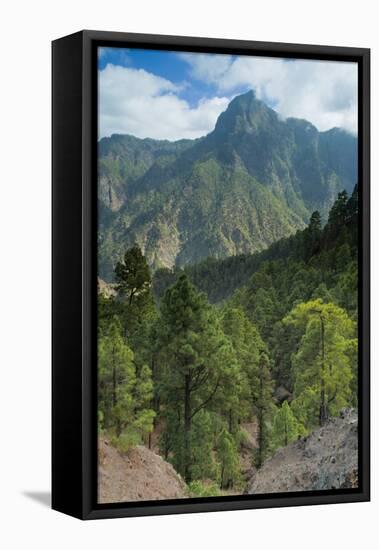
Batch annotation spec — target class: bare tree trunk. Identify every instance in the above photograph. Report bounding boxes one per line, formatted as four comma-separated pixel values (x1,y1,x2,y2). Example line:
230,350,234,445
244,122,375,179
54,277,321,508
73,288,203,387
257,367,264,469
112,366,117,408
151,356,159,424
220,464,225,489
108,180,113,209
184,373,192,483
319,314,327,426
257,410,263,468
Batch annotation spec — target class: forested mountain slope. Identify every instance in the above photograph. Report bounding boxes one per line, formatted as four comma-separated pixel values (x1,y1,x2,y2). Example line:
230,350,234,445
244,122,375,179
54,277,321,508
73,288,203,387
98,91,357,278
153,187,358,304
98,188,358,497
154,187,358,393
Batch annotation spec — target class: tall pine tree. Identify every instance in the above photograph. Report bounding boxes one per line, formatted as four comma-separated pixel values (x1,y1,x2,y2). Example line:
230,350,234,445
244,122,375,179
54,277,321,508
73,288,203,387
284,299,356,430
158,274,236,482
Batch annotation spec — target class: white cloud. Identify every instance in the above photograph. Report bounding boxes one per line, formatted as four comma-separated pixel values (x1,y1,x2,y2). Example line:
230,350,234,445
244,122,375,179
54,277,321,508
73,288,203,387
99,47,131,65
177,52,233,83
99,64,230,140
99,55,358,141
181,55,358,134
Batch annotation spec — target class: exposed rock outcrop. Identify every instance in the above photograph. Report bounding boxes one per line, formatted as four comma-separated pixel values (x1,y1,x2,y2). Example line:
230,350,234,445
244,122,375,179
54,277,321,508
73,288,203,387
247,410,358,494
97,277,117,297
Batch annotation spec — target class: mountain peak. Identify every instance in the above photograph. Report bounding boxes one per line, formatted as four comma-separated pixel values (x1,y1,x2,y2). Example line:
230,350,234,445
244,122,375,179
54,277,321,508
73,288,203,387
213,90,277,136
231,89,256,104
98,91,357,277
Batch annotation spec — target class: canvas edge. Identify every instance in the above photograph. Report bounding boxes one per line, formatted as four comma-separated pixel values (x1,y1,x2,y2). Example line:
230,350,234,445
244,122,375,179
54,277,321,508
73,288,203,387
52,30,370,520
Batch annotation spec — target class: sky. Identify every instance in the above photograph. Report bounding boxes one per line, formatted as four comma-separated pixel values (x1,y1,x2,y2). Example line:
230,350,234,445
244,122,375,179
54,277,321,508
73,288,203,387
98,47,358,141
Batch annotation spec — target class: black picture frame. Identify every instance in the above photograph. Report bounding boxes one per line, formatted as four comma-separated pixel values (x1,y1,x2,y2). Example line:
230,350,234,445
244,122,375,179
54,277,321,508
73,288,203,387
52,30,370,520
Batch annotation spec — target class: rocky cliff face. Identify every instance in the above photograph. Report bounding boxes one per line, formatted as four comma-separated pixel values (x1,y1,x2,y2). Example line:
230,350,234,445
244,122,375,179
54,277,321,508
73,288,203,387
246,410,358,494
98,90,357,279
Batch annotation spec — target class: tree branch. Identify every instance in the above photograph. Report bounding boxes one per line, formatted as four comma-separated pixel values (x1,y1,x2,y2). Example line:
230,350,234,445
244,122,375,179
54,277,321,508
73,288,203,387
189,364,206,391
190,365,209,391
328,389,338,404
191,371,209,392
190,378,221,419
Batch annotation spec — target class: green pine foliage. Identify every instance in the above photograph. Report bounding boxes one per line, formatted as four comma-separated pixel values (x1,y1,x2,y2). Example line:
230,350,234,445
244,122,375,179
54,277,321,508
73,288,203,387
98,319,155,450
188,480,222,498
155,274,239,482
254,351,275,468
271,401,302,451
190,411,219,481
284,299,356,430
216,429,241,489
97,184,358,496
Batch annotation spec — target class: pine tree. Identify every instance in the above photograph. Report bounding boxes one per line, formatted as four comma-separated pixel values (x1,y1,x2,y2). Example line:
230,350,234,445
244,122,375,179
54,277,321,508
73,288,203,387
271,401,301,450
157,274,236,482
284,299,356,430
114,245,155,339
347,184,358,220
254,351,274,468
133,364,155,440
221,307,274,469
309,211,322,232
326,190,349,243
221,306,264,427
190,410,218,481
98,319,136,436
311,282,333,303
98,319,155,448
245,286,281,341
115,244,151,306
270,319,302,391
304,211,322,258
332,261,358,316
216,429,241,489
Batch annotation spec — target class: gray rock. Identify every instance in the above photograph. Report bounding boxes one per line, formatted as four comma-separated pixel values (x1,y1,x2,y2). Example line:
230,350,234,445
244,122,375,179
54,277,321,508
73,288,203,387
247,410,358,494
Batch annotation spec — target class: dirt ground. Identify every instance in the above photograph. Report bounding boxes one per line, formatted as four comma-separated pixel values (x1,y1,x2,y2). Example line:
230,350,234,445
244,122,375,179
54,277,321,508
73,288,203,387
98,437,187,504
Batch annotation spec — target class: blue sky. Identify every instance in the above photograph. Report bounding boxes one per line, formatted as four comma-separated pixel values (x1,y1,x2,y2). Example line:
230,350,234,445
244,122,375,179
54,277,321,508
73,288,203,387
99,47,251,109
98,47,358,141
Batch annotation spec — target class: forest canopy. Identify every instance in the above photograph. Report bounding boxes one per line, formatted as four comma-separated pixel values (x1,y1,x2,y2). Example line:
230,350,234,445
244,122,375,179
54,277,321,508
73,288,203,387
98,187,358,494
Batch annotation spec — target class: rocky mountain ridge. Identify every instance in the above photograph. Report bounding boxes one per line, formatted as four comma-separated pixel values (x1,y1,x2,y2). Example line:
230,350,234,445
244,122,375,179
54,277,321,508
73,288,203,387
98,90,357,279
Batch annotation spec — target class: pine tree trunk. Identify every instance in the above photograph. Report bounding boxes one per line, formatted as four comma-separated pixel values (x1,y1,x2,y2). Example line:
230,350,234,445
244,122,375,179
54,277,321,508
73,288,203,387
151,356,159,428
257,408,263,468
112,353,118,433
257,369,264,468
184,373,192,483
220,464,225,489
319,314,327,426
112,358,117,408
